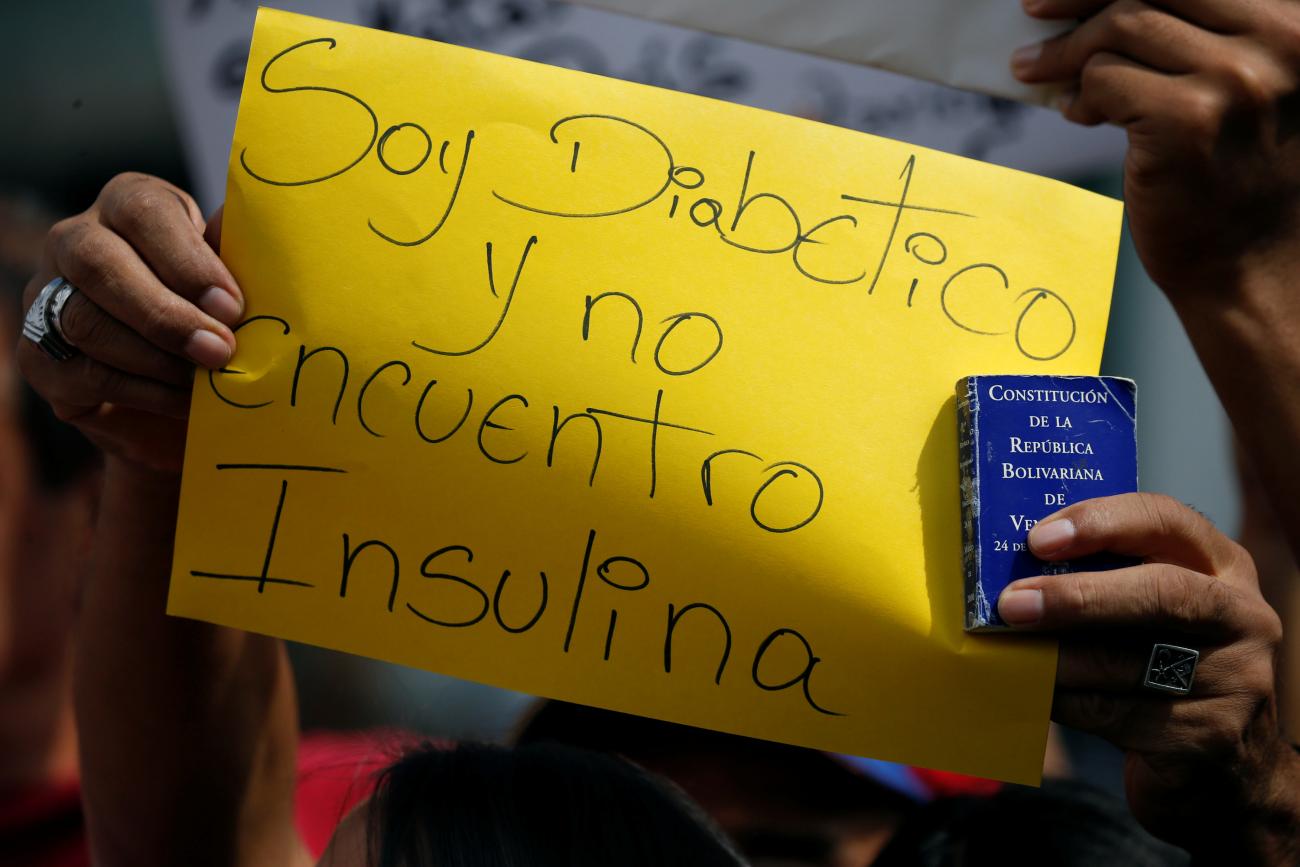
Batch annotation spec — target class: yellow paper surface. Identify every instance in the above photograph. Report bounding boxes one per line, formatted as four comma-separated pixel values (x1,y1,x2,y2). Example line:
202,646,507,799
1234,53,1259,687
169,7,1123,785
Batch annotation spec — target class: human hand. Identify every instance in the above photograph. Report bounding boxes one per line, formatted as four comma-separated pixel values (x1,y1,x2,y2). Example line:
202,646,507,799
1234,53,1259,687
1012,0,1300,312
998,493,1299,863
17,174,240,473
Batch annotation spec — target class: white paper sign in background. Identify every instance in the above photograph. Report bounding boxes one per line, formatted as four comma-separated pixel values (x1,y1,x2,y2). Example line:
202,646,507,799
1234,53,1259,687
571,0,1067,103
153,0,1124,211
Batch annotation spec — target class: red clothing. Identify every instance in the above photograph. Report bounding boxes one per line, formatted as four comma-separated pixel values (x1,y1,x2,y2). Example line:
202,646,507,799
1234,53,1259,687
910,767,1003,799
0,730,422,866
0,778,85,867
1,731,999,864
294,729,427,858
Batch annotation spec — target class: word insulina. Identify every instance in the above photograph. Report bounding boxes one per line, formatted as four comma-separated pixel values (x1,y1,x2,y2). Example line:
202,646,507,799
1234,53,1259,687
190,470,843,717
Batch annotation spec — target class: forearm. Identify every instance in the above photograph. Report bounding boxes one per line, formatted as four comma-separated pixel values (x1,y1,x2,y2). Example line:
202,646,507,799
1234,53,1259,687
1172,266,1300,559
1198,742,1300,867
75,458,305,867
1253,745,1300,867
1182,296,1300,864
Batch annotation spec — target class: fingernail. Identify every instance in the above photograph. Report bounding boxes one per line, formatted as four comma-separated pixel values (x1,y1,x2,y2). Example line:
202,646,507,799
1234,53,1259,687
1011,42,1042,71
185,329,232,369
999,588,1044,626
1029,518,1075,556
197,286,242,325
1021,0,1045,14
1053,89,1076,113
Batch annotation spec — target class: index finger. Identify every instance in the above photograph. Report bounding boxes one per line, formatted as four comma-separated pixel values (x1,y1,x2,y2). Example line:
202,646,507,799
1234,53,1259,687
97,175,243,324
1027,492,1250,580
46,218,234,369
1014,1,1214,84
998,562,1253,638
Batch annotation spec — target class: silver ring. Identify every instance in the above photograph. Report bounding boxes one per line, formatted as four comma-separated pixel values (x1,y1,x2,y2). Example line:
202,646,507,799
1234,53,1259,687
21,277,79,361
1143,643,1199,695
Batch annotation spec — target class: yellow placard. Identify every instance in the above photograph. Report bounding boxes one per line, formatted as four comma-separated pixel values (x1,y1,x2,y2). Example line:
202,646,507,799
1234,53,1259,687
169,7,1123,785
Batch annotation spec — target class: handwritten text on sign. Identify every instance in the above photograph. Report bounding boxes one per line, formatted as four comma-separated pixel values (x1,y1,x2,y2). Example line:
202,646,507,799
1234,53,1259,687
168,8,1122,785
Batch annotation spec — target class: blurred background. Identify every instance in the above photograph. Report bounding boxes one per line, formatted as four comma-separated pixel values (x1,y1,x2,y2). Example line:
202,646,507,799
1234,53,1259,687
0,0,1248,781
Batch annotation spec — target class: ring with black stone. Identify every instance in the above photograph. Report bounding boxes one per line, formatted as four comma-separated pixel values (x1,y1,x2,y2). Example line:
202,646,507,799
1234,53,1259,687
1143,643,1199,695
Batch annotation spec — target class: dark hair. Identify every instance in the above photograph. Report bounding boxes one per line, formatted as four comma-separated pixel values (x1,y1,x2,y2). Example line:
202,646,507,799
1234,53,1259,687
365,742,747,867
871,778,1189,867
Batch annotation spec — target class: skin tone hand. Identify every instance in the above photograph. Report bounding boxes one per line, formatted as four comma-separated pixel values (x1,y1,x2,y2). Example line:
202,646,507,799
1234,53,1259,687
16,172,241,473
998,493,1299,865
17,174,309,866
1013,0,1300,297
1010,0,1300,558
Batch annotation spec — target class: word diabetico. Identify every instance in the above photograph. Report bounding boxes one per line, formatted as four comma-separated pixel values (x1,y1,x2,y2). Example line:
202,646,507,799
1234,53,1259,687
238,36,1080,363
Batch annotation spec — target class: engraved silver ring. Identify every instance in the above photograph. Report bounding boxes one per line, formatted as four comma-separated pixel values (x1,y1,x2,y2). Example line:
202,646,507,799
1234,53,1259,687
22,277,79,362
1143,643,1199,696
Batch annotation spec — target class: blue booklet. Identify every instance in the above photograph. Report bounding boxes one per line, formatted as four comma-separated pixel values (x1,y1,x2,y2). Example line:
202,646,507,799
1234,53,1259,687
957,375,1138,631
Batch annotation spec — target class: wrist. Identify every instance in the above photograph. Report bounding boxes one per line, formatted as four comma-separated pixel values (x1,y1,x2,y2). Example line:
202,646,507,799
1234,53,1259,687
1240,739,1300,865
98,456,183,555
1205,736,1300,865
1162,243,1300,332
104,453,183,495
1164,263,1300,389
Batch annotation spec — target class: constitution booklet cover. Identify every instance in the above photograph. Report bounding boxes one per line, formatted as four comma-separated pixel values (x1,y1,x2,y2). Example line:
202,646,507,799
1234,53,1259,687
958,375,1138,630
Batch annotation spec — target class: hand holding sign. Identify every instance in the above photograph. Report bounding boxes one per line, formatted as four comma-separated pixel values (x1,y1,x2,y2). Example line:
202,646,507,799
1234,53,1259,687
15,174,238,473
1014,0,1300,306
